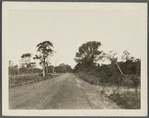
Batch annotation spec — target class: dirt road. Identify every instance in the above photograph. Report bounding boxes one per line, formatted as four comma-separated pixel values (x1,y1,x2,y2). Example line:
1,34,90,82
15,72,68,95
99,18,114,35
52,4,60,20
9,73,120,109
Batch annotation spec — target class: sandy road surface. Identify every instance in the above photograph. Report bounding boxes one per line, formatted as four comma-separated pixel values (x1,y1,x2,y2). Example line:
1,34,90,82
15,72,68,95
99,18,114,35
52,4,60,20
9,73,120,109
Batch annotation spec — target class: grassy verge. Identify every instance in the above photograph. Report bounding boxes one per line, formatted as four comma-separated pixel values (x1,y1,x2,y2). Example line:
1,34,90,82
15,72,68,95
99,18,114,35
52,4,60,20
76,71,141,109
75,71,101,85
108,91,140,109
9,73,59,89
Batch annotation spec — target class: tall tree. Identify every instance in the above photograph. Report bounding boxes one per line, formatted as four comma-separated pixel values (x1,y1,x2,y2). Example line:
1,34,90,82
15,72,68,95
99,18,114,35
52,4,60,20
33,41,54,77
74,41,102,66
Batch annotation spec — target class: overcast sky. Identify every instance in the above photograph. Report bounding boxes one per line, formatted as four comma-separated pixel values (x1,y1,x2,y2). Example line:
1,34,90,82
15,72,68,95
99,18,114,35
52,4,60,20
4,3,147,68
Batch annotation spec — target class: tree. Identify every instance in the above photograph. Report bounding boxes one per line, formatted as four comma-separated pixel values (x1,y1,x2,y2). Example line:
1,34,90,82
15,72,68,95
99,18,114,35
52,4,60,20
121,50,138,75
33,41,54,77
103,51,124,92
20,53,36,74
135,58,141,75
20,53,32,68
104,51,124,75
26,62,36,69
8,61,19,75
9,61,14,67
54,64,72,73
48,65,54,73
74,41,102,67
121,50,135,63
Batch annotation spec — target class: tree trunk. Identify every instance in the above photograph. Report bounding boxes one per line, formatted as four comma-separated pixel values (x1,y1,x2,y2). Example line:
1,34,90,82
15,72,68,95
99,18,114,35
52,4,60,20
43,58,46,77
53,67,55,73
46,66,48,75
43,66,45,77
115,62,124,75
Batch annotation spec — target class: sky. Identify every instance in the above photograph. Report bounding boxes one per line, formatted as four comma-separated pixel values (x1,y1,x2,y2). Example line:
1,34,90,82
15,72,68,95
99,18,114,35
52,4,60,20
4,3,146,68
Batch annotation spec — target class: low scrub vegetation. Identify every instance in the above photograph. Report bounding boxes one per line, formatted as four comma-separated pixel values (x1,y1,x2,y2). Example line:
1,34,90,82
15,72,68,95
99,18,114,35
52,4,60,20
76,67,140,88
9,73,58,89
108,91,140,109
76,71,140,109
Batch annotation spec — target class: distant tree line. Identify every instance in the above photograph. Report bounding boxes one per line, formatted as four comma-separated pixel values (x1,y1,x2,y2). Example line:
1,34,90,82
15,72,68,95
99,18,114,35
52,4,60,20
9,62,72,75
47,64,72,73
8,40,72,76
8,61,19,75
74,41,140,76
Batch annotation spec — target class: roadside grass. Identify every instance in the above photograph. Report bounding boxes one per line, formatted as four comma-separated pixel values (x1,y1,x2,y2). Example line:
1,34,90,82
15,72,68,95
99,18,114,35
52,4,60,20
75,71,101,85
75,72,141,109
9,73,59,89
107,91,140,109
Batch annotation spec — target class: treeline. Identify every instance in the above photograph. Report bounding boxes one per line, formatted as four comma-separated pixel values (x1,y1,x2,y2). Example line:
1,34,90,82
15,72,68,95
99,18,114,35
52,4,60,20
9,63,72,75
9,41,73,76
73,41,141,76
73,41,141,91
74,59,140,76
74,59,140,88
9,63,42,75
48,64,72,73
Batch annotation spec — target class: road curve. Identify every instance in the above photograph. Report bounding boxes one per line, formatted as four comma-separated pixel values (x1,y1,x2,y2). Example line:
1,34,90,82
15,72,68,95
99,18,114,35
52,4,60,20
9,73,120,109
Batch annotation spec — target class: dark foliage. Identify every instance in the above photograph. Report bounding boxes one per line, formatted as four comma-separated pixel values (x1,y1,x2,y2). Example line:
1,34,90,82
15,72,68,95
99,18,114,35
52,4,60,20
108,91,140,109
74,41,102,67
55,64,72,73
47,65,54,73
74,59,140,88
21,53,31,58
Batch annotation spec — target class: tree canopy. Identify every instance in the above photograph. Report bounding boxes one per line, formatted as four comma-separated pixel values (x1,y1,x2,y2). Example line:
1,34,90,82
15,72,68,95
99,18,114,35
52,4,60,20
20,53,32,68
55,64,72,73
121,50,135,63
74,41,102,66
21,53,32,58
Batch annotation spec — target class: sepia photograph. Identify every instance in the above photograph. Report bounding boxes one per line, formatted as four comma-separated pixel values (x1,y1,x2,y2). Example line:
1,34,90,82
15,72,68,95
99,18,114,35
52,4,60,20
2,2,147,116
